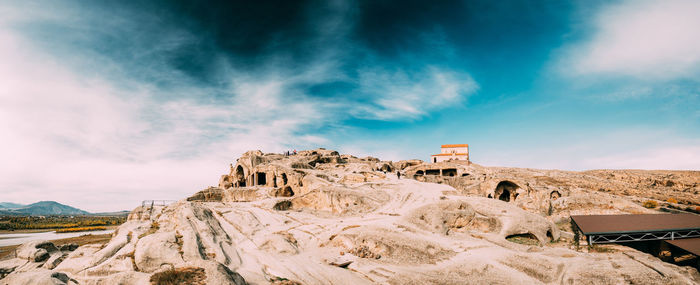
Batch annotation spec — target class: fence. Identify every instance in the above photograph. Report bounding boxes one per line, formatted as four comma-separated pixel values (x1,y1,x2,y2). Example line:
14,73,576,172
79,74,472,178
141,200,176,208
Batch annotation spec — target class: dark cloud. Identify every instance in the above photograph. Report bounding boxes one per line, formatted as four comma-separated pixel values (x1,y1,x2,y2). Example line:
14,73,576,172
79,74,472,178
153,1,313,57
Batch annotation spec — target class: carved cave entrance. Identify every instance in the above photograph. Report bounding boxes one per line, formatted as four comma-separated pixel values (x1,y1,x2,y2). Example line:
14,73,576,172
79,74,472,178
442,168,457,177
495,181,519,202
256,172,267,186
235,165,246,187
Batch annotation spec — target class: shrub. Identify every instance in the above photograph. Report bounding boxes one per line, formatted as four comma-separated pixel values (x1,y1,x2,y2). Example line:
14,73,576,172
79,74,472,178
150,267,206,285
666,198,678,204
55,226,107,233
589,245,617,253
642,200,658,209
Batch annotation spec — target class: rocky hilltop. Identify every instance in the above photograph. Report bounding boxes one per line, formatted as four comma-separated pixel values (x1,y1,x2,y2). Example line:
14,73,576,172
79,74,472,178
1,149,699,284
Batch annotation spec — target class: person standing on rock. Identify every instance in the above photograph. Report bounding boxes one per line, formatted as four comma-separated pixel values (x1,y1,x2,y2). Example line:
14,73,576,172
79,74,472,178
396,171,401,179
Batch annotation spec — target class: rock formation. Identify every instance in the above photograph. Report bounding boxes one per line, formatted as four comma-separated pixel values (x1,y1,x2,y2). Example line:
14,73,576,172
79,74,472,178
1,148,698,284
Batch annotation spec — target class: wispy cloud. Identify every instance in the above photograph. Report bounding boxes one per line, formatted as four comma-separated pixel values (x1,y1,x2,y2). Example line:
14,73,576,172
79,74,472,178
562,0,700,80
352,66,478,120
0,1,477,211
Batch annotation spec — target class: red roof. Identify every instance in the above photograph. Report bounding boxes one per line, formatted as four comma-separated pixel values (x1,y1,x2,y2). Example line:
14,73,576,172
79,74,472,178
431,153,469,156
441,144,469,148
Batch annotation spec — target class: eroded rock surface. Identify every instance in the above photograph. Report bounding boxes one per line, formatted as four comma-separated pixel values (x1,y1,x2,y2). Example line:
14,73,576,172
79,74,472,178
2,148,698,284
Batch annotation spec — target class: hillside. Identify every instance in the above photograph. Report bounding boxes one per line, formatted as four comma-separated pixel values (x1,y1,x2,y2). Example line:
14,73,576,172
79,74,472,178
0,201,90,216
0,202,24,209
0,149,698,284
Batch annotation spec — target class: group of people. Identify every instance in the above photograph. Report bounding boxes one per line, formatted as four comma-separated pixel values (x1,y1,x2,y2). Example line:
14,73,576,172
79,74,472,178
284,150,297,156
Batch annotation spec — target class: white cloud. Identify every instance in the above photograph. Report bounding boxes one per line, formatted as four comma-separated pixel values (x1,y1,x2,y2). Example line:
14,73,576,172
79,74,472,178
566,0,700,79
0,1,480,211
0,26,329,211
352,67,478,120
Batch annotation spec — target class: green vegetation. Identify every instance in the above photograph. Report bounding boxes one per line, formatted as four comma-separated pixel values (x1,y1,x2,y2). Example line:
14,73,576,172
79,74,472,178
0,215,125,231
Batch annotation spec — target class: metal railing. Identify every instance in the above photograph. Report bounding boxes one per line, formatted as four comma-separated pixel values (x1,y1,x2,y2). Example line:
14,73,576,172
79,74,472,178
141,200,176,208
588,229,700,244
140,200,176,217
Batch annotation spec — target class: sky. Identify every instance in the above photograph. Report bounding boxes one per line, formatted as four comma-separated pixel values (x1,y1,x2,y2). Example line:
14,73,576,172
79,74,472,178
1,0,699,212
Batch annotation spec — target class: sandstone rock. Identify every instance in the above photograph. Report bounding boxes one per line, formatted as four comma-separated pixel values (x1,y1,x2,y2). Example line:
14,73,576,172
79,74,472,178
187,187,224,202
42,253,67,270
134,231,185,273
8,149,700,284
16,241,57,263
57,244,78,252
1,269,76,285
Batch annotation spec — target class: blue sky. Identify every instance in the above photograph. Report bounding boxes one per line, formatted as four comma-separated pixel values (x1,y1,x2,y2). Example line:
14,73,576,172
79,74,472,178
0,0,698,211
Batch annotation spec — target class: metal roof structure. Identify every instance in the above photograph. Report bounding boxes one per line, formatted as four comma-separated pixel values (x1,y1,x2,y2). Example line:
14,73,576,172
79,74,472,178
570,214,700,245
666,238,700,256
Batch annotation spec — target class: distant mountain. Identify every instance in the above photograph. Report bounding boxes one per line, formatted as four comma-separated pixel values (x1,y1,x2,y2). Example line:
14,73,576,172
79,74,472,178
0,201,90,216
0,202,25,209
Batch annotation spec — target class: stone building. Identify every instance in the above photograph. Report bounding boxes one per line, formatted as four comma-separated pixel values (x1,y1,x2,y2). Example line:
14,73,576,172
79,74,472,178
430,144,469,163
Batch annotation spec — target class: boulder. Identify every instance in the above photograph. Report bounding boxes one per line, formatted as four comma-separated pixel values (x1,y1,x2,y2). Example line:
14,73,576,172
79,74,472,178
57,244,78,252
16,241,58,263
42,253,67,270
134,231,185,273
0,269,76,285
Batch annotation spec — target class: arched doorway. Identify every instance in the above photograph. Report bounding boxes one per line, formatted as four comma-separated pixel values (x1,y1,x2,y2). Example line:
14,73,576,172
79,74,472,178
235,165,246,187
494,181,519,202
380,164,392,172
550,190,561,200
414,170,424,179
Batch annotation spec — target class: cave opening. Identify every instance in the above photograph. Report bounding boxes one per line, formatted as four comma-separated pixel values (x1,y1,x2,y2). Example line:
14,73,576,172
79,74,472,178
494,181,519,202
550,190,561,200
442,168,457,177
256,172,267,186
235,165,246,187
